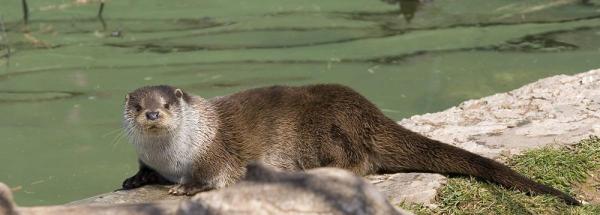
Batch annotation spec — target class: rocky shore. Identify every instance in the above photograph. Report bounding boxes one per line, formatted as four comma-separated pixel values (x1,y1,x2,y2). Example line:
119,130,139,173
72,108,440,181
1,68,599,214
384,68,600,206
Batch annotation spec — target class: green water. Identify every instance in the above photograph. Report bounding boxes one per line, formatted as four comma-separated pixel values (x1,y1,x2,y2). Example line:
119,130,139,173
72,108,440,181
0,0,599,206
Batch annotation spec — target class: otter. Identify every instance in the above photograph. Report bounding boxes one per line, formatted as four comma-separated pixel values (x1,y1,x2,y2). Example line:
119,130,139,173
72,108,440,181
121,84,580,205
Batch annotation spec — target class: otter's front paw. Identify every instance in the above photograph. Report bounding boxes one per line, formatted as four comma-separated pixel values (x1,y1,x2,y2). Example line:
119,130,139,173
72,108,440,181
122,173,158,189
121,169,172,190
168,184,212,196
122,174,147,190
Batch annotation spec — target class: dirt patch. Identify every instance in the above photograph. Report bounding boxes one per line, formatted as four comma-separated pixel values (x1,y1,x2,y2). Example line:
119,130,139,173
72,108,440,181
574,169,600,204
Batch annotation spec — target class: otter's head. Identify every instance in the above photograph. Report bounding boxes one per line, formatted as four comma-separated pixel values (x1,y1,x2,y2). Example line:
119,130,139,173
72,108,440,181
123,85,191,136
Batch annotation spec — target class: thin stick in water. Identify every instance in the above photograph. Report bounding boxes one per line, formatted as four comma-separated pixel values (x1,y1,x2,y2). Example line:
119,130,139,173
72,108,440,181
22,0,29,25
98,1,107,30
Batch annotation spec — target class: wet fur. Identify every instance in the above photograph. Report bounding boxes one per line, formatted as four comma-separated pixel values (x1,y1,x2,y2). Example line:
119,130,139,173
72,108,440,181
122,84,580,205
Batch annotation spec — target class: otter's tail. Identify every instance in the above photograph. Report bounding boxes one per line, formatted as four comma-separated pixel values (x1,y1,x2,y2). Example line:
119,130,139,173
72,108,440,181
375,128,580,205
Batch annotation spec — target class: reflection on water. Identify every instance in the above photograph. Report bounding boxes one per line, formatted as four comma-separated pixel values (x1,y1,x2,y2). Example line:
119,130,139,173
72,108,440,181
0,90,82,103
0,15,9,68
0,0,599,206
381,0,423,22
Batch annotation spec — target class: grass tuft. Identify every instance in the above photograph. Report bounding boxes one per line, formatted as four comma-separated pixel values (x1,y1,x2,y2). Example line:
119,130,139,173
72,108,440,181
401,136,600,215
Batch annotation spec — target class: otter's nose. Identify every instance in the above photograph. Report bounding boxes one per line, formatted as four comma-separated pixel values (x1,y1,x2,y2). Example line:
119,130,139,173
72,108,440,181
145,111,160,120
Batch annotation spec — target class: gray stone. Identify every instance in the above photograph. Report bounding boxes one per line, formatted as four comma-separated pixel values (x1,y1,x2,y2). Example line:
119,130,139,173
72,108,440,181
3,163,411,215
367,173,447,206
68,185,182,205
0,183,17,215
178,163,411,215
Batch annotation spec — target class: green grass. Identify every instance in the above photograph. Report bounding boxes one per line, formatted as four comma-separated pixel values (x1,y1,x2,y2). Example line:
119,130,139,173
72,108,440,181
401,136,600,215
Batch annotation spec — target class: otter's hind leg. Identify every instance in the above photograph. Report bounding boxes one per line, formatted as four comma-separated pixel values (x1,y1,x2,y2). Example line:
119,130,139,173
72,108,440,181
168,183,213,196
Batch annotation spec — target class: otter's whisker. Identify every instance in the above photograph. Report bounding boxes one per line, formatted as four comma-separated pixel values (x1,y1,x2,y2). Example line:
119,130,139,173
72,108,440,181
102,127,123,138
110,130,127,149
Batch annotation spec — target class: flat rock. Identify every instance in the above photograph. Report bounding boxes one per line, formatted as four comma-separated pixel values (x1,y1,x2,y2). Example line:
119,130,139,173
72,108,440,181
367,173,447,206
4,164,412,215
68,186,180,205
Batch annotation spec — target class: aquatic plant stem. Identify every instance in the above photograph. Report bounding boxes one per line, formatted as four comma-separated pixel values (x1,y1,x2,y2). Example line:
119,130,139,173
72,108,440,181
22,0,29,25
98,1,107,30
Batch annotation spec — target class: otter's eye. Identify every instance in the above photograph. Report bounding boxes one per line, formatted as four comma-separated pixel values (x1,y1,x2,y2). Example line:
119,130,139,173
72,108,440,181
134,104,142,112
164,103,170,109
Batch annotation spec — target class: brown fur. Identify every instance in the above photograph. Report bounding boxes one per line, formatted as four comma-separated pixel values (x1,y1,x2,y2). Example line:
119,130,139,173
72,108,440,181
122,84,580,205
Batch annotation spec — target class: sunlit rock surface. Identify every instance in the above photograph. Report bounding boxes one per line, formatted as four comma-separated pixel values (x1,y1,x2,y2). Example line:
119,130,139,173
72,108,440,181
401,68,600,157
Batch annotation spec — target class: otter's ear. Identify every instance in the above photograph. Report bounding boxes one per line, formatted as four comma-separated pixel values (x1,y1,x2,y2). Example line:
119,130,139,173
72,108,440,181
174,89,184,99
